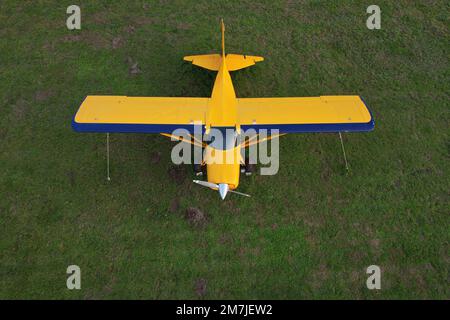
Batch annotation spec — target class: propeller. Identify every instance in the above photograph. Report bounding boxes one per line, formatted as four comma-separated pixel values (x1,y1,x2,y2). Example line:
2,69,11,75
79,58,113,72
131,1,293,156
193,180,251,199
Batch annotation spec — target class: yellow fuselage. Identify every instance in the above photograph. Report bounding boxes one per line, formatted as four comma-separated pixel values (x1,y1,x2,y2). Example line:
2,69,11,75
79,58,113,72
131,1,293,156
204,56,241,190
205,146,241,190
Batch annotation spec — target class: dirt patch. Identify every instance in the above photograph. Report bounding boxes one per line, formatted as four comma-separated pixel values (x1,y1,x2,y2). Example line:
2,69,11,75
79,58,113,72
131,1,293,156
135,17,157,26
238,247,247,258
42,40,55,52
194,278,207,297
305,232,318,248
169,198,179,213
251,247,261,257
303,216,322,228
320,164,332,182
348,250,366,263
62,34,81,42
91,12,110,25
254,209,265,227
126,57,142,75
177,22,192,31
150,151,161,164
124,25,135,34
62,32,110,49
0,127,7,140
185,207,207,227
218,234,232,245
309,263,329,290
112,36,124,49
349,270,360,283
405,264,434,292
83,32,111,49
167,165,186,183
67,170,76,187
12,98,28,121
102,275,117,296
370,238,380,251
35,90,54,102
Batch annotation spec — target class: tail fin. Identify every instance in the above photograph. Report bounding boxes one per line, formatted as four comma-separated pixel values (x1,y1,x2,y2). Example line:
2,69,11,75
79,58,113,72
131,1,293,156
183,19,264,71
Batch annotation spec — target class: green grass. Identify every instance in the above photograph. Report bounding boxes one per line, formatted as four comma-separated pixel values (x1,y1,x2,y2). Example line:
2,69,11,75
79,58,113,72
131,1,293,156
0,0,448,299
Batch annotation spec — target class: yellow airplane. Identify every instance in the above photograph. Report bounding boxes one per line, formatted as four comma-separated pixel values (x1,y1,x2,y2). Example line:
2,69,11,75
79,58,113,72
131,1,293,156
72,19,374,200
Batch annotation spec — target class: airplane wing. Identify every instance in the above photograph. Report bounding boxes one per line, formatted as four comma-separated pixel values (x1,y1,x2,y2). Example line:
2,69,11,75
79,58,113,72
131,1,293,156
237,96,374,133
72,96,208,133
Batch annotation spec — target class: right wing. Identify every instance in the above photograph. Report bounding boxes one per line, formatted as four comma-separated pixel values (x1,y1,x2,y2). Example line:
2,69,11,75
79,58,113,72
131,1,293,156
237,96,374,133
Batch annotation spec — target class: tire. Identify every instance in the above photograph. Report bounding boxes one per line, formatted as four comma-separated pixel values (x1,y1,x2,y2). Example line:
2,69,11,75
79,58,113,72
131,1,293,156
193,164,203,175
245,163,256,174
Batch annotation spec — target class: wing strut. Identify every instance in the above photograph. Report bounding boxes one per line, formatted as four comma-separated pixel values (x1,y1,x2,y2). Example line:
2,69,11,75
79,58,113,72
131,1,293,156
106,133,111,181
338,132,349,172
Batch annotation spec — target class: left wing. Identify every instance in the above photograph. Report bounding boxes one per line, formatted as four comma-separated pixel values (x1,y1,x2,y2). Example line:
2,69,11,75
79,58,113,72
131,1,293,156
72,96,208,133
237,96,374,133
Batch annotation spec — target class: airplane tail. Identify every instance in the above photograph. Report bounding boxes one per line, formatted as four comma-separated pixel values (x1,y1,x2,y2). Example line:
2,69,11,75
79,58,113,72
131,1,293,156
183,19,264,71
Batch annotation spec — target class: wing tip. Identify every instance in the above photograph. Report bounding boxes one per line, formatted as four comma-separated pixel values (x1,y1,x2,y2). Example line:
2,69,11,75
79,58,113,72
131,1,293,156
359,96,375,131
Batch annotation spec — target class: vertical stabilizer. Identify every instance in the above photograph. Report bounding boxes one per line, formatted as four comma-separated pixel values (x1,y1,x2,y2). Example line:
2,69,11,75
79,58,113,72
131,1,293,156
221,19,225,57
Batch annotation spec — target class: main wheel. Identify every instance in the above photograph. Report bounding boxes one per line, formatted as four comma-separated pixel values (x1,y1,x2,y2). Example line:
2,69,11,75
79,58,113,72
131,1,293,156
193,164,203,176
245,163,256,175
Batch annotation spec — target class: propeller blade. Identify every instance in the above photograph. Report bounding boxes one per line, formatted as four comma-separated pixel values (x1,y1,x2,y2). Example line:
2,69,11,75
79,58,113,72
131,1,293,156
193,180,219,189
193,180,250,199
229,190,251,197
218,183,229,200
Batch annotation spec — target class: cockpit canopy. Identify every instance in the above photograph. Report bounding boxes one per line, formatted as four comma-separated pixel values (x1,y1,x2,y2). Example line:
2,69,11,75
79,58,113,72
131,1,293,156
205,126,240,150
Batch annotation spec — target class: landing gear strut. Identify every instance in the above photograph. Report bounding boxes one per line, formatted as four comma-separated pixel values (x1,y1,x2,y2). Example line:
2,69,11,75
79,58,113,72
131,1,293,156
241,156,256,176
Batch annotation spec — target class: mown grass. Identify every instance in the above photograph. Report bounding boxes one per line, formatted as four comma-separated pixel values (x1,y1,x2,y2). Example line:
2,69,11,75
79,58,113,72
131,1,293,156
0,0,448,299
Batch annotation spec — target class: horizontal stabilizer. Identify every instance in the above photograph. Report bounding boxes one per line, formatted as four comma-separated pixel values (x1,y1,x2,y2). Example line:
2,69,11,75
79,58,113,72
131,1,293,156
184,54,263,71
225,54,264,71
184,54,222,71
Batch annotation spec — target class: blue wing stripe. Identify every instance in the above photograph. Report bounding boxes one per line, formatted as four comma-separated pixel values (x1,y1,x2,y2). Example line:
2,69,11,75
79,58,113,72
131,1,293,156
72,119,204,134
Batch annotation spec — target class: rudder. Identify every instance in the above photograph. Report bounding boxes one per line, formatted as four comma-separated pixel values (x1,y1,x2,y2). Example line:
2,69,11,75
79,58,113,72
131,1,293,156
183,19,263,71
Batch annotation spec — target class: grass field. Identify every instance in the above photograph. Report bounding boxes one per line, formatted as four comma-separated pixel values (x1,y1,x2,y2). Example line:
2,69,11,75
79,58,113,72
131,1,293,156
0,1,448,299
